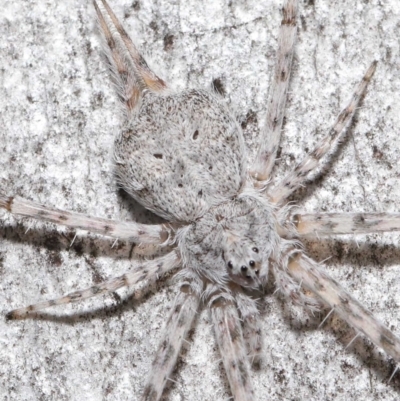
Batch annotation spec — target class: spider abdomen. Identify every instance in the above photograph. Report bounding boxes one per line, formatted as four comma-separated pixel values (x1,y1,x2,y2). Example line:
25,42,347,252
114,90,246,222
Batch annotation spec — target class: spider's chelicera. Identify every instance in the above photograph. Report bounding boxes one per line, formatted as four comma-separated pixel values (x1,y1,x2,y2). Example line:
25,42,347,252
2,0,400,400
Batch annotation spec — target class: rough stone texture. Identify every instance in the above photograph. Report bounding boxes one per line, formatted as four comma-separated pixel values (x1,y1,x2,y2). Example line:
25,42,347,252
1,0,400,400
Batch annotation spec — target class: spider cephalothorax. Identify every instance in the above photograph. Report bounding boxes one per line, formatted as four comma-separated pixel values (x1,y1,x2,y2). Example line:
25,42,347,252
2,0,400,400
180,192,281,289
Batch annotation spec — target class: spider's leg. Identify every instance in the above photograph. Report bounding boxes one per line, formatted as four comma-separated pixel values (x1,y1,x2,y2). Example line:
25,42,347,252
293,212,400,237
270,61,377,204
6,250,180,319
132,243,165,256
141,276,202,401
272,260,322,312
250,0,298,183
235,290,263,367
210,291,255,401
288,252,400,363
93,0,166,111
0,195,171,245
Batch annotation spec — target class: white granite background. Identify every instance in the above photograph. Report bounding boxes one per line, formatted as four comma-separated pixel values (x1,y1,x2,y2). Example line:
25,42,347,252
1,0,400,400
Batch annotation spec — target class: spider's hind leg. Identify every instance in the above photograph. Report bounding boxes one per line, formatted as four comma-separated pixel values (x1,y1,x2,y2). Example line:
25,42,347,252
250,0,298,183
94,0,167,112
269,61,377,204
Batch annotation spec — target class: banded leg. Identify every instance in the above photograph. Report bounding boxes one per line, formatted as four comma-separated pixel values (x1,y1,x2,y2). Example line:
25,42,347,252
141,280,201,401
0,195,171,245
269,61,377,204
293,212,400,237
7,250,180,319
210,294,255,401
235,291,263,367
94,0,166,111
272,261,322,312
288,253,400,363
250,0,298,182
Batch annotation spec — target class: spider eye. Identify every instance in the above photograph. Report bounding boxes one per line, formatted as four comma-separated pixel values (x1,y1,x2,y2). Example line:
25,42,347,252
241,265,247,271
249,260,255,267
252,247,259,253
227,261,233,269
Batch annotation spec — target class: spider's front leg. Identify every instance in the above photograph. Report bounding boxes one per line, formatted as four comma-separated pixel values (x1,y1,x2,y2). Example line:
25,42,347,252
141,274,202,401
235,289,263,368
209,289,255,401
288,253,400,364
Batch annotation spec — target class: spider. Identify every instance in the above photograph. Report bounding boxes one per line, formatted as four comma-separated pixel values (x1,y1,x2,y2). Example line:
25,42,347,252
1,0,400,399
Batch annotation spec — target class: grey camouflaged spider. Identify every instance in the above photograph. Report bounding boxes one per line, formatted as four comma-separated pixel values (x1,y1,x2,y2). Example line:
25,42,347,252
2,0,400,400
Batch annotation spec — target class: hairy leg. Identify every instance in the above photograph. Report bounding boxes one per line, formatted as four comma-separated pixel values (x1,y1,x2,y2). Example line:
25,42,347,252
94,0,166,112
293,211,400,236
7,250,180,319
269,61,377,204
272,254,322,312
141,279,201,401
288,253,400,363
235,290,263,367
250,0,298,182
210,292,255,401
0,194,171,245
